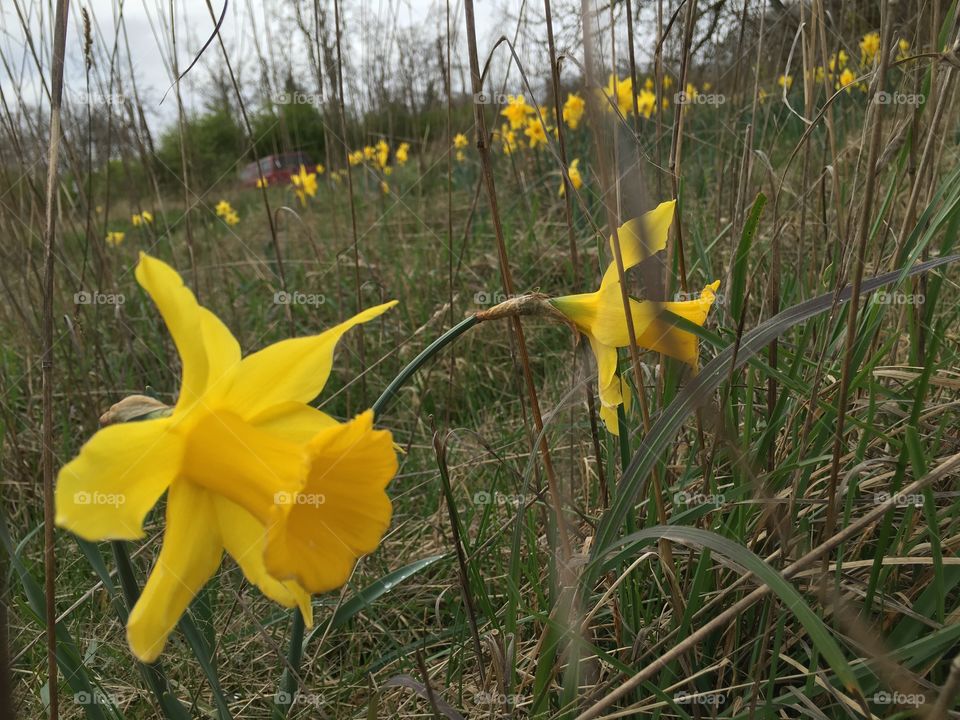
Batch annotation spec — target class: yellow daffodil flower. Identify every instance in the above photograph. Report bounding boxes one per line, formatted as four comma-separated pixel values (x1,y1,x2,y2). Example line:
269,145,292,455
224,211,240,226
559,158,583,197
500,124,518,156
549,200,720,433
375,140,390,169
644,77,654,91
105,231,125,246
860,32,881,65
836,67,856,92
662,75,674,90
829,49,849,73
141,211,153,224
363,145,377,161
132,213,142,227
524,119,548,149
348,150,364,166
562,92,585,129
897,38,910,61
395,142,410,165
636,89,656,118
290,165,318,206
55,253,398,662
501,94,534,129
256,177,269,188
380,180,390,194
215,200,232,217
453,133,469,149
456,150,466,163
778,74,793,90
604,74,634,116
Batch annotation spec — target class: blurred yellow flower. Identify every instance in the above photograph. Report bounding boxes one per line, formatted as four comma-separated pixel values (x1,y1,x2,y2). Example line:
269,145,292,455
256,177,269,189
829,49,849,72
141,211,153,224
778,74,793,90
348,150,364,166
453,133,469,149
562,92,585,129
375,140,390,169
363,145,376,161
224,211,240,226
395,142,410,165
860,32,881,64
380,180,389,194
456,150,466,162
315,164,325,175
636,89,656,118
897,38,910,61
836,67,856,92
105,231,125,246
290,165,318,206
549,201,720,433
644,77,654,91
501,124,518,155
524,119,548,149
559,158,583,196
384,166,393,176
501,94,534,129
131,214,142,227
605,74,633,115
215,200,232,217
662,75,674,89
55,253,398,661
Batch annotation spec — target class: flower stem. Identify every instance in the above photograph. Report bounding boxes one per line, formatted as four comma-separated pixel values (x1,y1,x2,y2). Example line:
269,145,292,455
372,315,479,417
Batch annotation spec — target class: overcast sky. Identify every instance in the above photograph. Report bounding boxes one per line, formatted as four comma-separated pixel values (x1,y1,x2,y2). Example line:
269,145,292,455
0,0,583,132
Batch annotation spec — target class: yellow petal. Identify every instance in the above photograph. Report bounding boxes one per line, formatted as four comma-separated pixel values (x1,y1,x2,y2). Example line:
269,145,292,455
135,254,240,408
180,410,306,525
220,302,397,418
550,291,600,336
213,497,313,626
127,481,223,662
600,200,676,289
248,402,338,443
632,281,720,368
55,418,180,541
264,410,397,593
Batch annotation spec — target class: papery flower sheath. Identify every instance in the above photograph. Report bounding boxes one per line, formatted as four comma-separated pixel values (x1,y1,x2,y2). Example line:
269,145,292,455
55,253,398,662
550,200,720,433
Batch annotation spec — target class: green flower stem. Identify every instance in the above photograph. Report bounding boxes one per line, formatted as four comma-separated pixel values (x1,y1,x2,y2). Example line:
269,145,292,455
372,314,479,417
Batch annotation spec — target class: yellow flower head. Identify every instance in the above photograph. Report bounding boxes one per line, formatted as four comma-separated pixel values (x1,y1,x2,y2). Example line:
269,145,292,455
141,211,154,224
348,150,364,166
829,49,849,72
105,231,125,246
375,140,390,169
897,38,910,61
644,77,654,91
290,165,318,206
662,75,674,90
380,180,390,194
215,200,232,218
562,92,585,129
456,150,466,163
549,200,720,433
384,166,393,176
224,211,240,226
395,142,410,165
860,32,881,65
604,74,634,116
55,253,398,661
256,177,269,189
524,119,548,149
837,67,856,92
559,158,583,197
453,133,469,149
501,94,534,129
315,163,325,175
500,124,518,155
363,145,376,161
131,213,142,227
636,89,656,118
777,74,793,90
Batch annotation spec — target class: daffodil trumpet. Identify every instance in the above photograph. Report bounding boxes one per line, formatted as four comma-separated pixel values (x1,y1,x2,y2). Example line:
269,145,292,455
56,253,399,662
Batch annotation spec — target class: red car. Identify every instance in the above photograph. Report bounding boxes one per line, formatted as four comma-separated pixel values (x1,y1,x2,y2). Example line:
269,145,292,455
239,152,313,187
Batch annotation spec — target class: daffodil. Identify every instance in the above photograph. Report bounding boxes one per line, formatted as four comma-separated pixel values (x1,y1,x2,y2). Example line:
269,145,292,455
105,231,125,246
549,201,720,433
644,77,654,91
662,75,674,90
224,211,240,226
348,150,364,166
559,158,583,196
524,119,548,149
290,165,318,206
860,32,881,65
500,124,518,156
256,177,269,188
315,164,325,175
55,253,398,662
836,67,856,92
604,74,634,116
562,92,585,129
501,94,534,129
778,74,793,90
141,211,153,224
132,213,142,227
456,150,466,163
215,200,232,217
828,49,849,73
380,180,389,194
636,89,656,118
363,145,377,161
395,142,410,165
375,140,390,169
897,38,910,62
453,133,469,149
